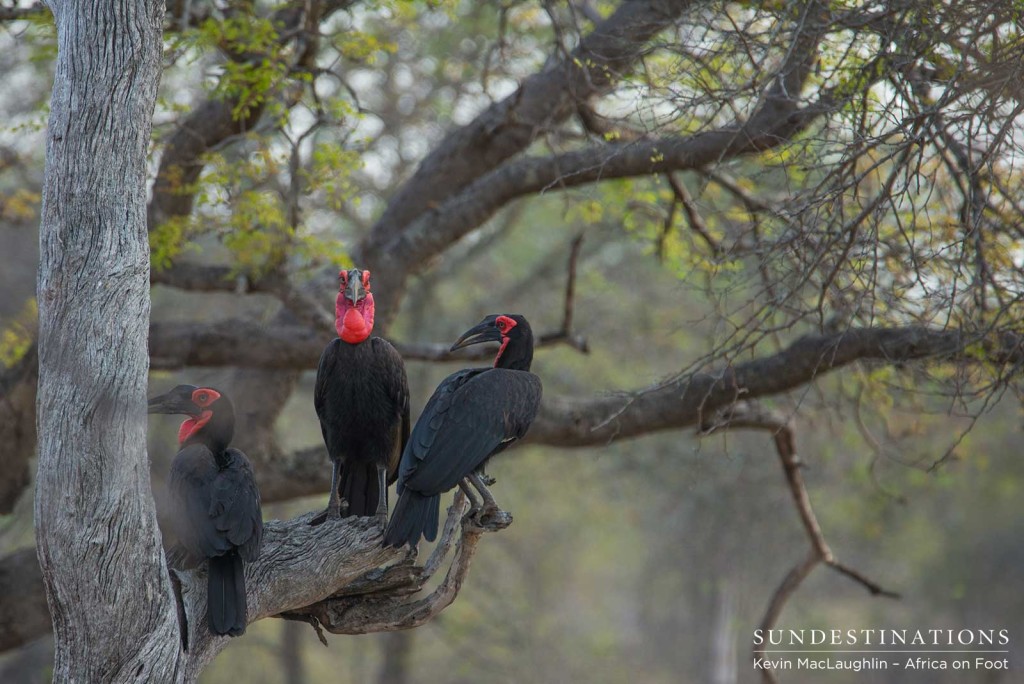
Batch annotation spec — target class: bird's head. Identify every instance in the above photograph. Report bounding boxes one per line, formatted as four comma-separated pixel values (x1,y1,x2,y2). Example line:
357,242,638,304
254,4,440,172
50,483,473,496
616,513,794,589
336,268,375,344
450,314,534,370
148,384,234,449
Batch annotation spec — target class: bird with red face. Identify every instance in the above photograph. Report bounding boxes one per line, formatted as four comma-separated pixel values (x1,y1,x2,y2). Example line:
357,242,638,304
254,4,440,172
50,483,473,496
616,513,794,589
383,314,542,548
312,268,410,523
148,384,263,637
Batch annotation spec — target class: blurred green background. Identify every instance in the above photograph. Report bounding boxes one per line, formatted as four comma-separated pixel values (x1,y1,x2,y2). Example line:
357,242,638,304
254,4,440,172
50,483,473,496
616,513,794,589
1,1,1022,682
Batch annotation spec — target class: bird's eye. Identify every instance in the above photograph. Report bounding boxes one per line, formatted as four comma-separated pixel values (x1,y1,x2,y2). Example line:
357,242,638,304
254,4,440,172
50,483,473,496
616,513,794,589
496,320,506,332
191,387,221,407
362,270,371,288
339,271,348,285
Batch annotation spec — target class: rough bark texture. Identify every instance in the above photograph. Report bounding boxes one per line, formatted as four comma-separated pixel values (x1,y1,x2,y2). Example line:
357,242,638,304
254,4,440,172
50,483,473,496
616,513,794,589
178,514,402,679
34,0,180,680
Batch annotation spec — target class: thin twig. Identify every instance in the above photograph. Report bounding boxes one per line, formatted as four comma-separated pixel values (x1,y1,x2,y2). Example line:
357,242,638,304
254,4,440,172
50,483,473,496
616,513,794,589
667,173,722,255
699,401,899,684
278,612,329,647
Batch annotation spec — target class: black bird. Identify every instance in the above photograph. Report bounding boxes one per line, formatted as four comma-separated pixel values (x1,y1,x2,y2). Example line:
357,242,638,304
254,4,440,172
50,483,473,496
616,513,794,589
313,268,410,522
148,385,264,637
383,314,542,548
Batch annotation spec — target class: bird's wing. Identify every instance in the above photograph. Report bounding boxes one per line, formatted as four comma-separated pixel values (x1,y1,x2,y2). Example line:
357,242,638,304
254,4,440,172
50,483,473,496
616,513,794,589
212,449,264,562
168,445,230,559
374,337,411,482
400,369,542,496
313,339,339,448
168,446,264,562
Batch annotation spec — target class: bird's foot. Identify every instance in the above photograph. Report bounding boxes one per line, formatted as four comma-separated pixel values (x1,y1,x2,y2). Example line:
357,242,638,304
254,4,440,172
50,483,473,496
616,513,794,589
479,473,496,486
472,504,512,532
308,502,343,526
374,508,389,530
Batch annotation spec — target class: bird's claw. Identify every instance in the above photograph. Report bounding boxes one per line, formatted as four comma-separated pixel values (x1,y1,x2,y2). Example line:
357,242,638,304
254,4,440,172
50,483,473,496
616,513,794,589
471,505,512,531
479,474,496,486
309,509,334,526
308,500,344,526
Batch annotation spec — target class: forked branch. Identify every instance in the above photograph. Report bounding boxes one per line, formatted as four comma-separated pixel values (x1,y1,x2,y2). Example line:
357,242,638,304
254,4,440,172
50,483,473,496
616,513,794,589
699,402,898,684
287,492,508,636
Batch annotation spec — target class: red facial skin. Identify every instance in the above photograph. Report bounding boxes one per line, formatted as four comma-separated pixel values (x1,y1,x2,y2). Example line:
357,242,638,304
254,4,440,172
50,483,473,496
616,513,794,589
493,315,517,367
336,271,375,344
178,388,221,445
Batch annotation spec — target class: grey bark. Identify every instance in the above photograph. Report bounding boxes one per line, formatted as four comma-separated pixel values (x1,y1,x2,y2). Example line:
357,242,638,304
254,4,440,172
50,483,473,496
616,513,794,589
177,515,403,679
34,0,180,680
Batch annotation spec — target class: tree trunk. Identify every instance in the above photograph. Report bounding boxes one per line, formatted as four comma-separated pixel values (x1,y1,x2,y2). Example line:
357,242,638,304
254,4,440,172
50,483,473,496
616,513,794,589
376,631,413,684
34,0,179,681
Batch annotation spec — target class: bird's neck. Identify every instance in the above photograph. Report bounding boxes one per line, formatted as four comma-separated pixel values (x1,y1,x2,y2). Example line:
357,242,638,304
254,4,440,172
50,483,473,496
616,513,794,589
180,410,234,465
495,341,533,371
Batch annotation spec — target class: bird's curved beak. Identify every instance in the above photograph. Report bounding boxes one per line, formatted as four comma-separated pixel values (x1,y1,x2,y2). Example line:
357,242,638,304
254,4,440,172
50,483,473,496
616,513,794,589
344,274,365,305
449,320,502,352
147,391,199,416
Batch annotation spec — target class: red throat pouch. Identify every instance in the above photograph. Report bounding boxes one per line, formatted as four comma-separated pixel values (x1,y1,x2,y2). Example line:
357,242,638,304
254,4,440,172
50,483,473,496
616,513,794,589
178,411,212,445
340,307,370,343
336,293,374,343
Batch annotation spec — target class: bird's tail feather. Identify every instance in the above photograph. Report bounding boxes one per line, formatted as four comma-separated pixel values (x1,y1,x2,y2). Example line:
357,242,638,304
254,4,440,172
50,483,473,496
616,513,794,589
208,550,246,636
383,490,440,547
339,461,382,518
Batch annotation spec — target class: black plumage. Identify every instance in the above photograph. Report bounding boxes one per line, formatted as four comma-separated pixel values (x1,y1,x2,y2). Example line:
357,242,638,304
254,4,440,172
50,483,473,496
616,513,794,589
149,385,263,637
313,268,410,521
384,314,542,548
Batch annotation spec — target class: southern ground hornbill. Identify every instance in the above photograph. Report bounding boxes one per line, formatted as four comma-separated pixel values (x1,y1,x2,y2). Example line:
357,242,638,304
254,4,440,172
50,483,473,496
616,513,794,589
312,268,410,522
148,385,264,637
383,314,542,548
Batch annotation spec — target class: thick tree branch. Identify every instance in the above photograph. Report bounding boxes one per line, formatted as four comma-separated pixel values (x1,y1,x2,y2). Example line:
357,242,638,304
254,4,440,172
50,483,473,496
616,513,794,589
362,3,829,321
365,0,695,246
2,325,1017,654
528,327,1022,447
287,493,508,635
179,493,507,675
150,323,1022,445
178,513,401,676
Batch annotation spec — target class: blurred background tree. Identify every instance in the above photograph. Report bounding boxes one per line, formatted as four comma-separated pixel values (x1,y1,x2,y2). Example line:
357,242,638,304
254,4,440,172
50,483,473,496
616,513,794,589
1,0,1022,681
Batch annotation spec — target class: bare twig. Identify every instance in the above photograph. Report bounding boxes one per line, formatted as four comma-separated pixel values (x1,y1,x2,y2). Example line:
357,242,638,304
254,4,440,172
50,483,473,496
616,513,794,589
700,401,898,683
666,173,722,255
277,612,329,647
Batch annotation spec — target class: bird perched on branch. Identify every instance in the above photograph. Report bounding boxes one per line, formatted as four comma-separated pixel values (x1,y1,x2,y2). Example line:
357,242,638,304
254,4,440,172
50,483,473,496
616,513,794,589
312,268,410,523
384,314,542,548
148,385,263,637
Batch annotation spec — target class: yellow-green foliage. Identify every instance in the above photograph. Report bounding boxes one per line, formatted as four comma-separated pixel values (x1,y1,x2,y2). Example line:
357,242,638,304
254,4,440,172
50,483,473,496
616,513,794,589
0,188,41,222
0,299,36,368
197,16,289,120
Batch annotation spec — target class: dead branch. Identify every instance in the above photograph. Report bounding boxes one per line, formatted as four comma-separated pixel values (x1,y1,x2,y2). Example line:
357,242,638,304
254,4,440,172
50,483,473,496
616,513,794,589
666,173,722,255
281,492,509,636
699,402,898,684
